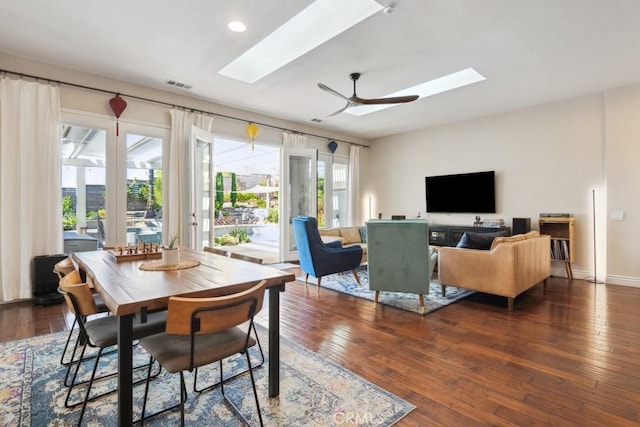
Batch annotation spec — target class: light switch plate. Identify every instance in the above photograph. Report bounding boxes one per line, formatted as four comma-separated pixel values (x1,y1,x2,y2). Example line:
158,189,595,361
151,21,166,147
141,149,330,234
611,211,624,221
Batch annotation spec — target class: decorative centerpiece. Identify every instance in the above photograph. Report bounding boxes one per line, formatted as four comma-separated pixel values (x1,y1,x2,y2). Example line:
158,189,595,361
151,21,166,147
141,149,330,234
162,235,180,266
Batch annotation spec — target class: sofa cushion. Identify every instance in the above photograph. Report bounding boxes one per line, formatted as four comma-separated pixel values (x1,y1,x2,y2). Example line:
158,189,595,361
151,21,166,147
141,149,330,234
340,227,362,244
319,228,340,237
524,230,540,239
456,230,510,250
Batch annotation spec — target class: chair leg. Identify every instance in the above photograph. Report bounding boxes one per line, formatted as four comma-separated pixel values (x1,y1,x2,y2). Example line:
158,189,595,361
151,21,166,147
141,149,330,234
507,297,514,311
179,372,187,427
60,317,78,366
352,269,361,286
373,290,379,307
141,356,154,424
317,276,322,295
220,352,264,426
77,347,106,426
419,294,425,314
304,273,309,296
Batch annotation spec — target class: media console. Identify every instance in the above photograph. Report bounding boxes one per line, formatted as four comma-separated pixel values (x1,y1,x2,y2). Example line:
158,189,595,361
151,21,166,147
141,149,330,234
428,225,511,247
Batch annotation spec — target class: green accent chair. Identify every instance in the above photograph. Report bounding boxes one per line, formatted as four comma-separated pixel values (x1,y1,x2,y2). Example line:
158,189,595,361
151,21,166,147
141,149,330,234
366,219,437,313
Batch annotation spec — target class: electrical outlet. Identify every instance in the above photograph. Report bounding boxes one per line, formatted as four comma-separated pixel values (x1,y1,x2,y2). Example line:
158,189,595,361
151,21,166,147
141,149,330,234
611,211,624,221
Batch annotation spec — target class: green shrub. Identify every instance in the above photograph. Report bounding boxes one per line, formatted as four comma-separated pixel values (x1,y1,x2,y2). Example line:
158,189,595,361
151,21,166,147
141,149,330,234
267,208,278,223
229,228,250,243
63,215,77,230
215,228,251,246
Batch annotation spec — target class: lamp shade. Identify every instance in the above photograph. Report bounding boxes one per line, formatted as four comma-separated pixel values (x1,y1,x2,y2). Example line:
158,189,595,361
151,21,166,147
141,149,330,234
246,123,259,141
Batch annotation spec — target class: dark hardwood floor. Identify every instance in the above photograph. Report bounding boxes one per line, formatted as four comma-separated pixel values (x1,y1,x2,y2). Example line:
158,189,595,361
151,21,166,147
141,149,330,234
2,269,640,426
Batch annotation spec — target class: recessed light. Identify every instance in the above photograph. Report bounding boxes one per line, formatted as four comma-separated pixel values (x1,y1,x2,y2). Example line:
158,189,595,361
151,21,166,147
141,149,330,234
219,0,383,83
228,21,246,32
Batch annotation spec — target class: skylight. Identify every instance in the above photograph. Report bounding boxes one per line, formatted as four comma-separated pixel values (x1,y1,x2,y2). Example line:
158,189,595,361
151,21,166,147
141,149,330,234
218,0,383,83
346,68,487,116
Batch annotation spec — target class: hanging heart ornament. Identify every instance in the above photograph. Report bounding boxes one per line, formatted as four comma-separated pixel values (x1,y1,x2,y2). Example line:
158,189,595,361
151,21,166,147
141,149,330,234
109,94,127,135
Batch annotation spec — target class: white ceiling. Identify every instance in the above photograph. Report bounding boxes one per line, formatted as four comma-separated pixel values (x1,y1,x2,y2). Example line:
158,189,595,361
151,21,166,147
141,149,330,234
1,0,639,140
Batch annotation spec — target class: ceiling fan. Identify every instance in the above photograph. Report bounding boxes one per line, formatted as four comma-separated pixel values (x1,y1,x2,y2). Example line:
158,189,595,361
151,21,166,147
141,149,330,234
318,72,419,117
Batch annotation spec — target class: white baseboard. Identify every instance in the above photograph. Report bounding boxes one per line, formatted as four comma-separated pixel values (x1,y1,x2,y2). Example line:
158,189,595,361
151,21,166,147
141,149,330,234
549,266,640,288
604,274,640,288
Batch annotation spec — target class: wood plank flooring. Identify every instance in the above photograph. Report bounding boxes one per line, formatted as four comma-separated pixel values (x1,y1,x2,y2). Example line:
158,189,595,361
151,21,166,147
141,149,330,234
2,270,639,426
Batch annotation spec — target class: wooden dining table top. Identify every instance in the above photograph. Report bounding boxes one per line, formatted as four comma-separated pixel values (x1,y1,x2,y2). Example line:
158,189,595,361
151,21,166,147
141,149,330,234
72,247,296,316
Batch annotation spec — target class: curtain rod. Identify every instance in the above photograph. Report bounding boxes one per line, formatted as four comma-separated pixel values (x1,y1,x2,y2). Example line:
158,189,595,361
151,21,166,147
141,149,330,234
0,68,369,149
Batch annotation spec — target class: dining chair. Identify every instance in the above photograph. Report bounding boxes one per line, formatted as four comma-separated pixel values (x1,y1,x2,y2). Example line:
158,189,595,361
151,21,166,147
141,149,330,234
58,270,110,367
139,280,268,427
58,281,166,426
199,250,266,377
203,245,229,256
53,256,76,279
228,252,264,264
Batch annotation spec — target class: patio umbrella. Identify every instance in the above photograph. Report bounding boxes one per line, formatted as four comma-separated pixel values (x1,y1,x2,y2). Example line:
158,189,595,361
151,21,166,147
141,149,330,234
240,185,279,194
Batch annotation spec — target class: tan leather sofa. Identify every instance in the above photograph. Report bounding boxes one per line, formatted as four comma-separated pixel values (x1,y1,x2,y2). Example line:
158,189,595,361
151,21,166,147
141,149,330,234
318,226,367,263
438,231,550,310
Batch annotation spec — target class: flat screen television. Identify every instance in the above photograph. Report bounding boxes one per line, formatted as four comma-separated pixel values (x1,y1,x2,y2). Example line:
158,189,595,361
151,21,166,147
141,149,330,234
425,171,496,213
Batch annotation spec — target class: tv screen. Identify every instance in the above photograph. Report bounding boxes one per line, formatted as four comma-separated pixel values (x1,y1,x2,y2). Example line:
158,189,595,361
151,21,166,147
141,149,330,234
425,171,496,213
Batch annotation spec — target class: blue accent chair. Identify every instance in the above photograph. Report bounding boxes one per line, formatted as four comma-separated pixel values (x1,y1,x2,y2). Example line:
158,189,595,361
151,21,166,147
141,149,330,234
292,216,363,295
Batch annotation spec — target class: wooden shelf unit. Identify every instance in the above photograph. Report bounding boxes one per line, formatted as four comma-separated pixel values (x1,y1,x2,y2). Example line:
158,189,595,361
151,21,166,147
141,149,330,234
538,217,575,280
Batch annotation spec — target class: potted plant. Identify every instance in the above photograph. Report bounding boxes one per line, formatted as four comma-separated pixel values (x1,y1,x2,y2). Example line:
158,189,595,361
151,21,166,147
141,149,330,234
163,234,180,266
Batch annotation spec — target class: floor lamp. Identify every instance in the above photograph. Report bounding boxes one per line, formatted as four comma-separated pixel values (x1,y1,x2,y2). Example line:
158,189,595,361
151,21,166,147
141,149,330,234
588,189,604,284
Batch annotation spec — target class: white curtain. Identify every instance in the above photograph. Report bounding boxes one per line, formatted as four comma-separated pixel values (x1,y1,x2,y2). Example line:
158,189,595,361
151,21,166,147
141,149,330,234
166,109,213,247
348,144,361,225
283,131,307,148
0,77,61,302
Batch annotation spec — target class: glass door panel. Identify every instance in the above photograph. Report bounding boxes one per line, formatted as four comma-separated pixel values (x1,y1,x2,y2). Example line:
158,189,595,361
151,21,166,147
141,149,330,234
332,160,348,227
193,137,213,249
125,132,163,246
282,147,317,260
317,154,349,228
61,124,108,247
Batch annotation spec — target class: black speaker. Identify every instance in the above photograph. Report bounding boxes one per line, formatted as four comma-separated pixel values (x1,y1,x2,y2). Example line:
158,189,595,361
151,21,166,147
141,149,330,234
512,218,531,235
32,254,67,305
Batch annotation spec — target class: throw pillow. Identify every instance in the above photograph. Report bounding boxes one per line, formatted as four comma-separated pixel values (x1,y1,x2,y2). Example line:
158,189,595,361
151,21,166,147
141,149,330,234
456,230,510,250
340,227,362,244
359,226,367,243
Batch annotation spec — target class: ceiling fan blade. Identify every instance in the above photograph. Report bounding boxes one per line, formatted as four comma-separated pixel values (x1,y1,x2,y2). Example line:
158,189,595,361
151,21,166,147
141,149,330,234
317,83,350,102
351,94,419,105
326,103,350,117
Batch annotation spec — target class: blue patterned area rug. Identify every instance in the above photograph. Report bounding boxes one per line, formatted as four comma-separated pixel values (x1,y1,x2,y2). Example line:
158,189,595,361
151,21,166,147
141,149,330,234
298,266,474,315
1,324,414,426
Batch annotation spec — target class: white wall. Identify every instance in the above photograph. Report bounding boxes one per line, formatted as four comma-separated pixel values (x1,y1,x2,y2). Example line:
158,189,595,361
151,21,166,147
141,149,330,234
605,85,640,284
365,94,611,282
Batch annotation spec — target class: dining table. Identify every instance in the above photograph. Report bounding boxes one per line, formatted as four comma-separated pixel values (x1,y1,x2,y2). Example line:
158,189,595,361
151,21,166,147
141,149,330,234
72,247,296,426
